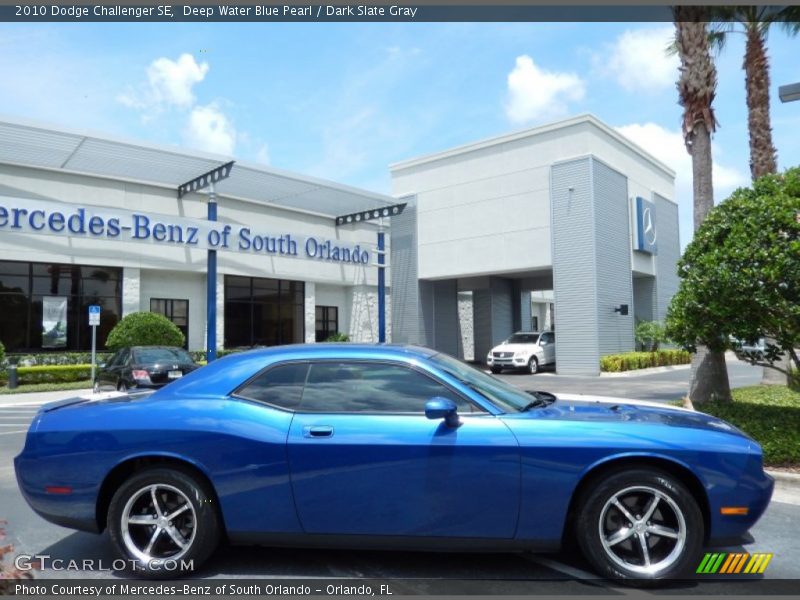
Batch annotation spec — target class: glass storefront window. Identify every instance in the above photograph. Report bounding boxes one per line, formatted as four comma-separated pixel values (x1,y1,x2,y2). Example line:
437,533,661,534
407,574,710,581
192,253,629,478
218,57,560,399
224,275,304,348
0,260,121,352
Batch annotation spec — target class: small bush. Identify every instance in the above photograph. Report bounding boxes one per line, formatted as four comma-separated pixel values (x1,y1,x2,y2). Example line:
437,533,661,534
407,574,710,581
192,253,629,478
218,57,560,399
600,350,692,372
324,332,350,342
0,340,5,366
106,312,184,351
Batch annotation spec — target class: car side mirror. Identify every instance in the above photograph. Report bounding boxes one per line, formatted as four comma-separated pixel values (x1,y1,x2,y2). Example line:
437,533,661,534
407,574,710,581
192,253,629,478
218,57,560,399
425,397,460,428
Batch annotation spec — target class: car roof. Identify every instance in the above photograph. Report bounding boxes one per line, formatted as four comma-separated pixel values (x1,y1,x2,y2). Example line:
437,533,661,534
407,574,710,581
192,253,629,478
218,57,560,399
224,343,438,360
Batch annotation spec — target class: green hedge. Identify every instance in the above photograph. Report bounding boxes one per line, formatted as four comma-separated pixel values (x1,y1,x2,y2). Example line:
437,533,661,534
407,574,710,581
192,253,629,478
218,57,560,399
3,364,93,385
600,350,692,372
700,385,800,466
4,351,112,368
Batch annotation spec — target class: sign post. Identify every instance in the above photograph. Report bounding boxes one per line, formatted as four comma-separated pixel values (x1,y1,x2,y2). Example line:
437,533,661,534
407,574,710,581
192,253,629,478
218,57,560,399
88,305,100,387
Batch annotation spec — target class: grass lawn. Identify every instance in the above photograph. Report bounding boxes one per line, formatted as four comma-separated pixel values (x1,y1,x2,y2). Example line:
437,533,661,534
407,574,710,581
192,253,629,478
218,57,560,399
699,385,800,468
0,381,91,395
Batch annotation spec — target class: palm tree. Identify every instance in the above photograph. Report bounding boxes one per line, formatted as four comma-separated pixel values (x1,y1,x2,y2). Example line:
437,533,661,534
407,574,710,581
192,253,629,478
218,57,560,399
673,7,732,404
709,7,800,384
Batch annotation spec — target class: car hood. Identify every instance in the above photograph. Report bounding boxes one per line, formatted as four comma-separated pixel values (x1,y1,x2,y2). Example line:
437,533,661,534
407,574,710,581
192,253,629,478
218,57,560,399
491,343,538,353
519,393,750,438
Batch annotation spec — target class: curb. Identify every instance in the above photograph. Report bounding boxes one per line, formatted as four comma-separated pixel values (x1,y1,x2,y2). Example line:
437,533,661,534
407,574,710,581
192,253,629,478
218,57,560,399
767,470,800,486
600,364,691,378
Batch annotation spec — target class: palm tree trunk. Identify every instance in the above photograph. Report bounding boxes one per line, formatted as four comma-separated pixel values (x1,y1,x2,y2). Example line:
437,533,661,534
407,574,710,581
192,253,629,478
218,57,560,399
744,27,777,179
742,27,788,384
686,120,733,403
673,14,733,405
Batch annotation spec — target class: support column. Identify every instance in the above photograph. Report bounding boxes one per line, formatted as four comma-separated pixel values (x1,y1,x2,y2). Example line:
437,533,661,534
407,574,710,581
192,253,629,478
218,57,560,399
122,267,141,316
206,185,218,362
305,282,316,343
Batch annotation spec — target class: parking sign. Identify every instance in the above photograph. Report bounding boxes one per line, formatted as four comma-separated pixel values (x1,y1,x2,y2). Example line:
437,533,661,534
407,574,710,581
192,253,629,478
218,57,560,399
88,305,101,326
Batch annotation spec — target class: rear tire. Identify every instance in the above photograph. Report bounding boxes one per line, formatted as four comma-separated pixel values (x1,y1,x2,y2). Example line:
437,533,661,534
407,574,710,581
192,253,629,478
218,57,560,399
117,380,128,392
108,467,221,578
575,468,703,584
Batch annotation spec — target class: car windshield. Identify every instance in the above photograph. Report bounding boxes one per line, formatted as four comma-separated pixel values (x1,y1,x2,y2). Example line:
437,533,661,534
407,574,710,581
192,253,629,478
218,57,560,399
429,353,542,413
506,333,539,344
133,347,194,364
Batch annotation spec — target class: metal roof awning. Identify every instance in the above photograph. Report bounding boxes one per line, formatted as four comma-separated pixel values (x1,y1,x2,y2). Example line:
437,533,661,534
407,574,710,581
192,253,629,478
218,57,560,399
0,115,396,218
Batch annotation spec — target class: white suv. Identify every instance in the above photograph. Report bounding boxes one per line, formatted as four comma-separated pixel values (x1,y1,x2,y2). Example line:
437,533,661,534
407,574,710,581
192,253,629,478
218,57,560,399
486,331,555,374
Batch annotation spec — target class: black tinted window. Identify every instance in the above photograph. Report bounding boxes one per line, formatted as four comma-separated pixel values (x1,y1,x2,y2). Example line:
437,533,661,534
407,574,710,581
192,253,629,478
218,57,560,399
299,362,477,414
133,347,194,364
508,334,539,344
237,363,309,410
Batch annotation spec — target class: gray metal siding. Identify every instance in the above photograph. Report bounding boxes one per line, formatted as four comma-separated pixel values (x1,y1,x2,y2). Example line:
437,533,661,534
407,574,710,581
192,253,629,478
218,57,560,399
490,277,515,346
433,280,460,356
390,200,423,344
551,158,599,374
593,159,634,357
653,194,680,322
633,277,656,323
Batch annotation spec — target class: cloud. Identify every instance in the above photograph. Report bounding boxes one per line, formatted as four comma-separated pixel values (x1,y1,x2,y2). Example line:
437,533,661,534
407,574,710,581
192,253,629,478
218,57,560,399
505,55,585,123
255,144,271,165
118,53,209,113
184,104,236,155
598,26,678,93
615,122,748,246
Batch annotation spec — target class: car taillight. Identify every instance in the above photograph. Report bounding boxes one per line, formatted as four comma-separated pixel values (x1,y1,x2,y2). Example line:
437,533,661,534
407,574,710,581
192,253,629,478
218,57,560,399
132,370,150,381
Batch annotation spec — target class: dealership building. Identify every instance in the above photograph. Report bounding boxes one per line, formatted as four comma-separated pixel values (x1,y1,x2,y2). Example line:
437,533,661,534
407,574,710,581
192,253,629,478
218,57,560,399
0,114,679,375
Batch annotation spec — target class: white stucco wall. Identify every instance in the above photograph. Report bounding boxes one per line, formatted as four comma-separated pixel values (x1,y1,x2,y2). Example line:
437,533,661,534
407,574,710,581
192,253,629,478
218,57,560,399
390,115,676,282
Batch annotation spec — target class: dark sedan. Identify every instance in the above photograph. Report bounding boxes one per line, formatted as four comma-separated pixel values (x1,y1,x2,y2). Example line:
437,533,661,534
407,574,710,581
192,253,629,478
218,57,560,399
94,346,199,392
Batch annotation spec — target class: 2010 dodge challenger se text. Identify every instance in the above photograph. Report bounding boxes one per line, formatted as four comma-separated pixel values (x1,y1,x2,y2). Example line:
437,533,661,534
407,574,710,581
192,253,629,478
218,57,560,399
15,344,773,583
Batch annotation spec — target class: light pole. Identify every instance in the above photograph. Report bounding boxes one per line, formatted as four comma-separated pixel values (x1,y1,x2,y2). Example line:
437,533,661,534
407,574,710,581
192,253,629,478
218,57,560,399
778,82,800,103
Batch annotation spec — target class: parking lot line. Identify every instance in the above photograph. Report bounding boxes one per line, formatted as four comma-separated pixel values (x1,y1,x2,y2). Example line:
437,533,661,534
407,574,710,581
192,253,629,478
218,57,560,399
0,429,27,435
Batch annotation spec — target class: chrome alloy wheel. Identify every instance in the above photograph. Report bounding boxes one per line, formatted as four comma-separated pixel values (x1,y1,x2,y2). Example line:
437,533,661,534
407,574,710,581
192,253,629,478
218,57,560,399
598,485,687,576
120,483,197,564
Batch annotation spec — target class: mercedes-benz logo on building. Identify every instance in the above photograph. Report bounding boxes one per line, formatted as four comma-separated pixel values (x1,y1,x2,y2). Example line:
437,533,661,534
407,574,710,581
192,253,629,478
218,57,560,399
642,206,657,246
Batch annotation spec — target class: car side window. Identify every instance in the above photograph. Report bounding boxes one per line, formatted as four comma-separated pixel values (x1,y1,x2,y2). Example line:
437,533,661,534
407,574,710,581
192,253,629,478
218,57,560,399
298,362,482,414
541,333,553,344
118,349,130,366
235,363,309,410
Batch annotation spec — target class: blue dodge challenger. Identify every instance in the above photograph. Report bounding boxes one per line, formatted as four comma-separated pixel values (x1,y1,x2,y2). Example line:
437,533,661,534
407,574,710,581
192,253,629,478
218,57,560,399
15,344,773,582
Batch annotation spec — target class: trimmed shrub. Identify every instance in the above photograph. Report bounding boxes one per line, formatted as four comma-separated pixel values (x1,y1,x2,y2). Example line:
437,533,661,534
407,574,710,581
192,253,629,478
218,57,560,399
14,365,92,385
600,350,692,372
106,312,184,351
4,351,112,367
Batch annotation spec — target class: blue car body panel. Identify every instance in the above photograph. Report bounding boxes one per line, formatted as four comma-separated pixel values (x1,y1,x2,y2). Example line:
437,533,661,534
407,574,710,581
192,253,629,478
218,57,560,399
15,344,773,551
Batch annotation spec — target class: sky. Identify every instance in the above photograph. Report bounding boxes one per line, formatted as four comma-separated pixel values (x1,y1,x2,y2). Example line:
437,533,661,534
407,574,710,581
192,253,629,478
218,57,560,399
1,21,798,248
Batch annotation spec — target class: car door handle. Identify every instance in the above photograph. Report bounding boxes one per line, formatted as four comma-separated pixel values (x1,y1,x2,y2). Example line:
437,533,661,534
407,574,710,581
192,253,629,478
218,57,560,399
303,426,334,438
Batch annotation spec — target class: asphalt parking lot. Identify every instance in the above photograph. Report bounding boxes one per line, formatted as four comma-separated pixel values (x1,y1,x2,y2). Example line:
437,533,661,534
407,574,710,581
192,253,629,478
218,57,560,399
1,360,797,594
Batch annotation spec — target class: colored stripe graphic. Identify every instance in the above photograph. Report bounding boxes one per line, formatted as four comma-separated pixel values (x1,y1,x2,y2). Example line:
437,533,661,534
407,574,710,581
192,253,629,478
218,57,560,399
719,553,737,574
697,553,773,575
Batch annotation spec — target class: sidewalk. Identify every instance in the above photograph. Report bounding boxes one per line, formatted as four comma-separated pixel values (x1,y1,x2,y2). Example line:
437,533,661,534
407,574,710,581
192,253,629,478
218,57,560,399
0,388,92,407
768,470,800,506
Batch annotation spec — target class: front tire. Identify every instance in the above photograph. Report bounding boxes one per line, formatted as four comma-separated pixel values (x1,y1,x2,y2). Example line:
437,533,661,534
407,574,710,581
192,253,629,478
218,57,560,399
527,356,539,374
108,468,221,578
575,468,703,583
